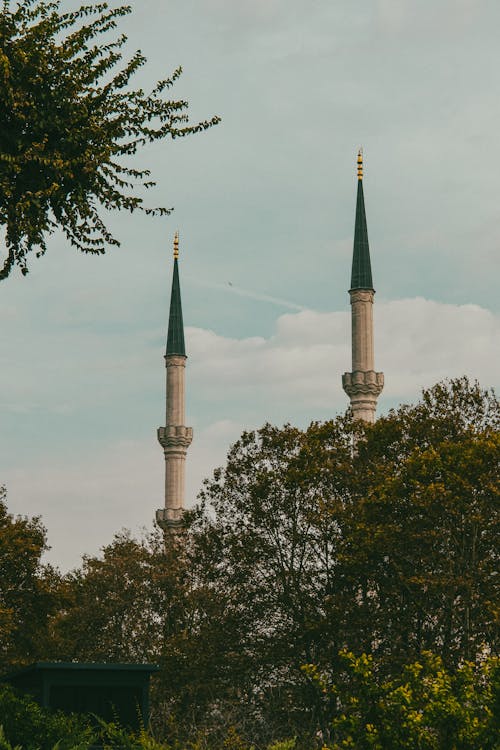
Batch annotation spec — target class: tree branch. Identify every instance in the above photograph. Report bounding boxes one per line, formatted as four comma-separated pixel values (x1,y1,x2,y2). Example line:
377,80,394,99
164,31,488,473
0,245,15,281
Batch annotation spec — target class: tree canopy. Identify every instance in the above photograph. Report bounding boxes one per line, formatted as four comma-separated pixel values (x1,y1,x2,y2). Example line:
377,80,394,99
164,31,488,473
0,486,60,673
1,378,499,747
0,0,220,280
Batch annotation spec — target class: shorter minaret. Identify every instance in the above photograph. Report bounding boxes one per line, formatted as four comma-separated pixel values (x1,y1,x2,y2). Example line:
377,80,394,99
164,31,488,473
342,150,384,422
156,232,193,531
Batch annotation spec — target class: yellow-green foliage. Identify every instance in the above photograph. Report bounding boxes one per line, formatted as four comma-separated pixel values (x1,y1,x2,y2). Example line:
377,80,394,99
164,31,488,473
303,651,499,749
266,740,296,750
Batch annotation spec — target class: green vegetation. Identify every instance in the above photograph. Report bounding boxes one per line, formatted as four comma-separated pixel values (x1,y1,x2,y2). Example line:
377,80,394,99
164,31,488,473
304,651,499,749
0,486,59,673
1,653,499,749
0,0,219,280
1,378,499,748
0,684,92,749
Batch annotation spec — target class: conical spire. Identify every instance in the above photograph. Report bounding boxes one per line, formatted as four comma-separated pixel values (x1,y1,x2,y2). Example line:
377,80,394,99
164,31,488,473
166,232,186,356
350,150,374,291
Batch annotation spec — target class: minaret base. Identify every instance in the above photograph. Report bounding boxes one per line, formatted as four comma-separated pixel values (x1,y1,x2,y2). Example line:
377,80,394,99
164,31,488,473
342,370,384,423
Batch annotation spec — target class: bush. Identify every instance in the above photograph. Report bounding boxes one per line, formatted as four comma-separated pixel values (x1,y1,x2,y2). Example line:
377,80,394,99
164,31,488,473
0,684,177,750
304,652,499,750
0,685,93,750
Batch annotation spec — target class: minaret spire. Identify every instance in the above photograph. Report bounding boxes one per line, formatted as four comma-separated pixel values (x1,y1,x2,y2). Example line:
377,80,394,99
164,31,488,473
166,232,186,357
351,150,373,290
156,233,192,532
342,150,384,422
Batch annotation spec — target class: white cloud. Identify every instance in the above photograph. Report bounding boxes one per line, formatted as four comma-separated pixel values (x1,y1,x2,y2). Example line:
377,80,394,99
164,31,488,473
188,297,499,413
4,296,498,572
378,298,499,398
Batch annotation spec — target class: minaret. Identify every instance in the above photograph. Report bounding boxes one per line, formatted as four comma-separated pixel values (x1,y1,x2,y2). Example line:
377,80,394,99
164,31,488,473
156,232,193,531
342,150,384,422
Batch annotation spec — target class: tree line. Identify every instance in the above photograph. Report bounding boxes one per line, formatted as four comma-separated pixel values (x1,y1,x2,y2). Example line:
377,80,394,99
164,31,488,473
1,377,498,748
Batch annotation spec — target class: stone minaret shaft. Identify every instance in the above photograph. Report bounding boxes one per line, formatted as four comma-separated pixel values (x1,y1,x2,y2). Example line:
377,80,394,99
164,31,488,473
342,151,384,422
156,233,192,531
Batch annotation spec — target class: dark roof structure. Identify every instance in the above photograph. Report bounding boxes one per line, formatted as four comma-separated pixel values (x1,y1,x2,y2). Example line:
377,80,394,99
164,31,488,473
166,256,186,356
350,156,374,291
1,662,159,730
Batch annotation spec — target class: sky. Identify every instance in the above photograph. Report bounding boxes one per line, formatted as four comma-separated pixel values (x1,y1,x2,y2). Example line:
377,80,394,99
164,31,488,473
1,0,499,571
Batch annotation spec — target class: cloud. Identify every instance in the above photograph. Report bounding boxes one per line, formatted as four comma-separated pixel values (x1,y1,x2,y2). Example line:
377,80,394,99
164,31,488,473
378,298,499,399
187,297,499,416
4,296,498,572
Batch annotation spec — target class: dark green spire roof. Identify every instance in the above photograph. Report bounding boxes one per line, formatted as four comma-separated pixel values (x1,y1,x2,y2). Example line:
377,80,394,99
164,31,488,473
350,175,374,291
166,258,186,356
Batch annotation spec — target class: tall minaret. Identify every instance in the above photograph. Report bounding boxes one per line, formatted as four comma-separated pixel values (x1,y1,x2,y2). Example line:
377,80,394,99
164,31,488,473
342,150,384,422
156,232,193,531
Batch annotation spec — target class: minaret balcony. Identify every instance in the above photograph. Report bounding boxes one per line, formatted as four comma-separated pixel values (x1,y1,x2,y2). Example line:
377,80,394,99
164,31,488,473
155,507,184,531
342,370,384,396
157,425,193,449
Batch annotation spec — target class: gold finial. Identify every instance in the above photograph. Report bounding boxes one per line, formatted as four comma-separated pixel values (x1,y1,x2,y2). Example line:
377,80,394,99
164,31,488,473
357,148,363,180
173,231,179,259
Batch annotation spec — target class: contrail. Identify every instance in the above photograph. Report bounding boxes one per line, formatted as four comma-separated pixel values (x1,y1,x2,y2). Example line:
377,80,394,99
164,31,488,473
185,276,307,312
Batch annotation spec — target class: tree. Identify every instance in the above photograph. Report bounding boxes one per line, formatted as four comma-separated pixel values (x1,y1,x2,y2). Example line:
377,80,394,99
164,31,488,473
34,379,500,747
183,377,499,741
0,486,61,672
46,524,251,746
46,527,188,664
350,378,500,667
0,0,220,280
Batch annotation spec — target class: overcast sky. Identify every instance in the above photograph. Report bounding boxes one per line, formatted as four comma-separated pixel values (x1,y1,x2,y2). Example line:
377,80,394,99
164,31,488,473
1,0,499,571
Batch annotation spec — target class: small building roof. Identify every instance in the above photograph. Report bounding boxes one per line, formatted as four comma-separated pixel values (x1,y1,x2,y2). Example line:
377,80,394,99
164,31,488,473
2,661,159,680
